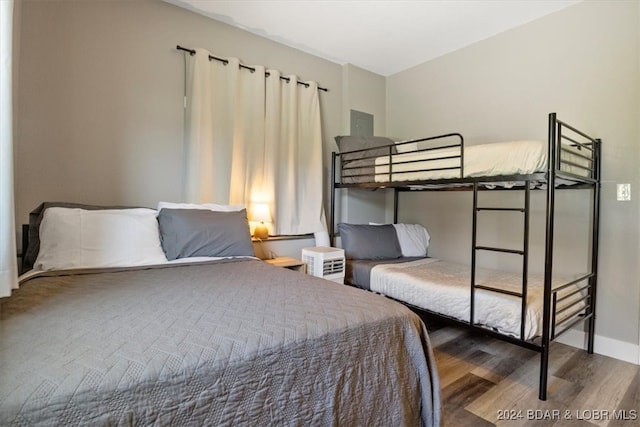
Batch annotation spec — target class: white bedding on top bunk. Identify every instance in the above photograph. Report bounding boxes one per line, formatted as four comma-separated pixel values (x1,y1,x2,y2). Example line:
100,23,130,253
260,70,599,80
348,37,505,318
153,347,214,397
370,258,586,340
373,140,590,182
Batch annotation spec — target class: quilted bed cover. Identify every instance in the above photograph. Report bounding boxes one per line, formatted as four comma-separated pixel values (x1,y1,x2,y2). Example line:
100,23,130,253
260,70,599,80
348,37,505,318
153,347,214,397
371,258,586,340
0,259,440,426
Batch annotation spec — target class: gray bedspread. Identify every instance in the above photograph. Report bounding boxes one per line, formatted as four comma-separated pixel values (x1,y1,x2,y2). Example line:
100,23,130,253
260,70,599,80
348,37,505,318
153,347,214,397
0,259,440,426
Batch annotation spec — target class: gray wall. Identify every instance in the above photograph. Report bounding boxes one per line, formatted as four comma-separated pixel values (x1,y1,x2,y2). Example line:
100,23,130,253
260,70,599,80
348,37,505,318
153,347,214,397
337,64,388,227
14,0,347,258
386,0,640,349
15,0,342,226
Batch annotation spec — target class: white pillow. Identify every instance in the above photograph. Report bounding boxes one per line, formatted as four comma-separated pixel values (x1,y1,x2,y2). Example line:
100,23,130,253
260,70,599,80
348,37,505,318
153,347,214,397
395,140,418,153
393,223,430,257
369,222,431,257
157,201,245,212
34,207,168,270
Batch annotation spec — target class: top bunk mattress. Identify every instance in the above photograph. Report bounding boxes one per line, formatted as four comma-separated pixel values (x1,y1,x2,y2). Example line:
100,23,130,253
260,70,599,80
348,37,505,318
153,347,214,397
373,140,590,183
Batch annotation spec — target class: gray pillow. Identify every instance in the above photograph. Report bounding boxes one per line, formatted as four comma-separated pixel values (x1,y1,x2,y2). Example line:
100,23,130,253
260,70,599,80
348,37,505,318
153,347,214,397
335,136,396,183
158,208,255,260
338,223,402,260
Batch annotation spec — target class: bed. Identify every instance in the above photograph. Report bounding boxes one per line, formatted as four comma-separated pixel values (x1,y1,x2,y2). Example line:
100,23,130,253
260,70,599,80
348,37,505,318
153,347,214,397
335,116,593,187
1,203,440,426
329,113,601,401
345,256,586,341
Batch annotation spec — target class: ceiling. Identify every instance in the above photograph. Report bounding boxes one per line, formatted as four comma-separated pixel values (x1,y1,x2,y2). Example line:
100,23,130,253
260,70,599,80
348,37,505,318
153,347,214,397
169,0,580,76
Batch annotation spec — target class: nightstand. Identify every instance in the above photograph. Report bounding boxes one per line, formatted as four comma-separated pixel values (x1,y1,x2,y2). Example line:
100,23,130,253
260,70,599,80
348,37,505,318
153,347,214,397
264,257,307,273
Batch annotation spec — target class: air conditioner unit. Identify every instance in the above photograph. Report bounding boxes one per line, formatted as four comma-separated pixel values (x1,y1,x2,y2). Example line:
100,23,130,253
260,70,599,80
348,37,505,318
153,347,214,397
301,247,345,284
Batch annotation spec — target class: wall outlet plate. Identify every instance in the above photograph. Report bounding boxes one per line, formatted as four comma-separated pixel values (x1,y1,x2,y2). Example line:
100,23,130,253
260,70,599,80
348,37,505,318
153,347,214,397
617,183,631,201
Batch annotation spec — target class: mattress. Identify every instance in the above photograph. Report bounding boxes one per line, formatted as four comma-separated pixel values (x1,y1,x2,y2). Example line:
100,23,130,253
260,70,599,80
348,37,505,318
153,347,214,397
345,257,426,291
370,258,587,340
373,140,591,183
0,259,440,426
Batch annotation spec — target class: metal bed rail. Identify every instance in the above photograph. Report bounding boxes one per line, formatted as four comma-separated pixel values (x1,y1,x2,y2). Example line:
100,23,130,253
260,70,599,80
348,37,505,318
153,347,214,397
337,133,464,184
551,273,594,340
556,117,599,181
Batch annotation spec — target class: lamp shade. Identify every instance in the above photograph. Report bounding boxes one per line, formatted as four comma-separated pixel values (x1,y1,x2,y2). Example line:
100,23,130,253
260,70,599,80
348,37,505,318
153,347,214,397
251,203,271,239
251,203,271,223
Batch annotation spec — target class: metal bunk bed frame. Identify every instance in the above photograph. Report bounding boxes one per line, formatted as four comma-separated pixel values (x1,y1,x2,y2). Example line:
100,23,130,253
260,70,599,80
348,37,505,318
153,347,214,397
329,113,601,400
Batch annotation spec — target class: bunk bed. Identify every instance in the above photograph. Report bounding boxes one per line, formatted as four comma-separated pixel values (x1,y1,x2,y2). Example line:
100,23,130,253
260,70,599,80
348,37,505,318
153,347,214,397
329,113,601,401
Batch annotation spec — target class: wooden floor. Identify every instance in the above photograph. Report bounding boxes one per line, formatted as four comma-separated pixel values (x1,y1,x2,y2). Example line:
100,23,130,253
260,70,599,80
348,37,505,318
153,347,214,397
424,319,640,427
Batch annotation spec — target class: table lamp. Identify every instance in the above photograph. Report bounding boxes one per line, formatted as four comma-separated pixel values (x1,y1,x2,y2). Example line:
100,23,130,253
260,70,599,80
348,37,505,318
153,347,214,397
251,203,271,239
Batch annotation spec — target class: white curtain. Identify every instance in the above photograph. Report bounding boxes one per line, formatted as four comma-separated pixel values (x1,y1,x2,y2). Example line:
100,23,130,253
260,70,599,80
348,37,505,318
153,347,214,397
0,0,19,297
184,49,326,236
264,70,326,235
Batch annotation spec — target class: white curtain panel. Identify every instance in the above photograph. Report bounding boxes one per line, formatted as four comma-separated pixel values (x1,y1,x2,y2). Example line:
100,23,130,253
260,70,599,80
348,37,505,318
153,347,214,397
185,49,238,203
0,0,19,297
228,65,266,207
184,49,266,206
264,71,326,235
184,49,326,236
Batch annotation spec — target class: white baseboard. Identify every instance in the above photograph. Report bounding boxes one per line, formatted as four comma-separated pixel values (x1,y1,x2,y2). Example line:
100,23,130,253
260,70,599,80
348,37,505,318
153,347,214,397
556,329,640,365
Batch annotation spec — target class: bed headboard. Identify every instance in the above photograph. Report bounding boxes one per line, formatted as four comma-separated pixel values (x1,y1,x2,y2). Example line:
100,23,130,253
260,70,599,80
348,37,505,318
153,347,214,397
20,224,29,275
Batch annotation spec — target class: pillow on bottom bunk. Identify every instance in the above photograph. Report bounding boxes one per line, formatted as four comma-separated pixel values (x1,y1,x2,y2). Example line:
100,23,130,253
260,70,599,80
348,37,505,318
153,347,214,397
338,223,402,260
400,224,430,256
369,223,431,257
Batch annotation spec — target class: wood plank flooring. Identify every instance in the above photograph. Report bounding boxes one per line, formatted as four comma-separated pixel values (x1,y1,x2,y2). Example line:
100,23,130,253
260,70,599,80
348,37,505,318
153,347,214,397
424,319,640,427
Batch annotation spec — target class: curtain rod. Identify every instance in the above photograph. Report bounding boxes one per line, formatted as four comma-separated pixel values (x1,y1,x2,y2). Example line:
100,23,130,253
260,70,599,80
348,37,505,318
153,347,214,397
177,45,328,92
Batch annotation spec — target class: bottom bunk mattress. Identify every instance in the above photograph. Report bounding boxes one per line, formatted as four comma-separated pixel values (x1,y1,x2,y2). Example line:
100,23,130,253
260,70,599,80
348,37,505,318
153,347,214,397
347,257,586,340
0,259,440,426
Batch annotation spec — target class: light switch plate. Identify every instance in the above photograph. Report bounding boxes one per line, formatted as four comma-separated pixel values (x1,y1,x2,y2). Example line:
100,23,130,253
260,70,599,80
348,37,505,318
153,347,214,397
617,183,631,201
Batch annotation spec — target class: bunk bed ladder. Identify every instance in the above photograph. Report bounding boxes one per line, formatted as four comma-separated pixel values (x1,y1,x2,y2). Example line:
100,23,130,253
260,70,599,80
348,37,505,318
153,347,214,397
470,181,531,342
